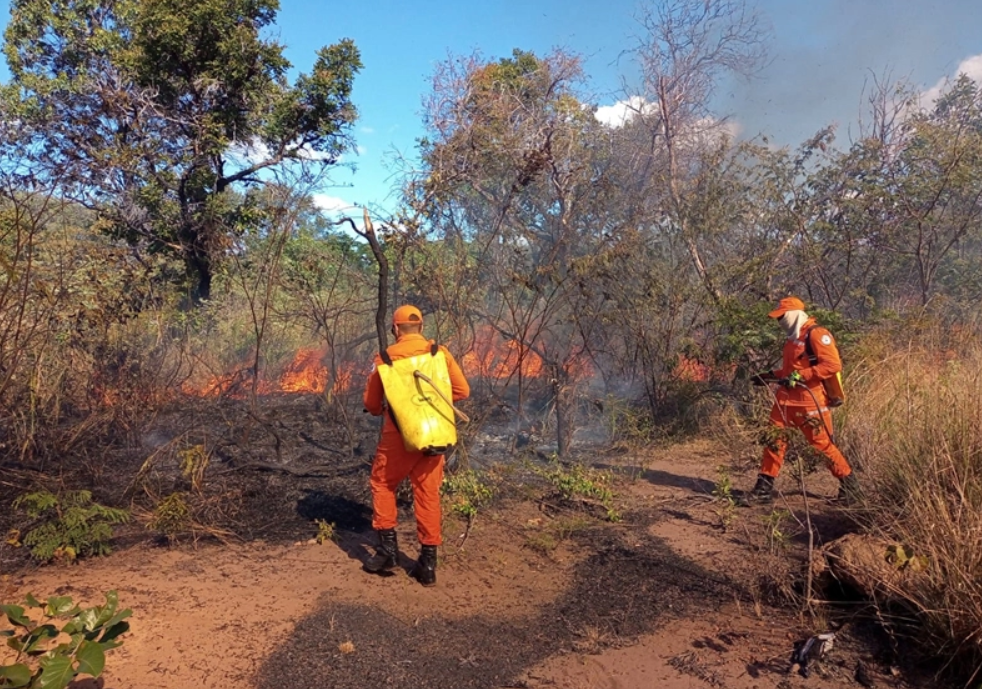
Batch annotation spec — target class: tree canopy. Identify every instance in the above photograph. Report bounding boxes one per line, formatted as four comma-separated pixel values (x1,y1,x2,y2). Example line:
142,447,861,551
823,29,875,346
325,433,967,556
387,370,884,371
2,0,362,303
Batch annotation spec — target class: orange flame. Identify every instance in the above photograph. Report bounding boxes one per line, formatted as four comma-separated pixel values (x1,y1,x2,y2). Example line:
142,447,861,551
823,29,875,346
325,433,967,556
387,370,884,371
460,325,596,381
462,326,545,380
279,348,328,394
181,346,355,399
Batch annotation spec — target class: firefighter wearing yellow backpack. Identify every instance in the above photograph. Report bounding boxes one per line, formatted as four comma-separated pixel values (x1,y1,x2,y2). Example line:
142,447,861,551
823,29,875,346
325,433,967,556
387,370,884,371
362,305,470,586
746,296,861,506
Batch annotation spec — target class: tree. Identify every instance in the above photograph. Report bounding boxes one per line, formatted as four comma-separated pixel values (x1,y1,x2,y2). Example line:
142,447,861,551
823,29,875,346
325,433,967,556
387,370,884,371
410,49,618,456
2,0,361,303
624,0,769,304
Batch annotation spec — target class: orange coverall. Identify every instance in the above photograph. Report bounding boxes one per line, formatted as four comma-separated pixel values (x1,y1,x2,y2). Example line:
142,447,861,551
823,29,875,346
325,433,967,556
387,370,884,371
760,318,853,480
363,333,470,546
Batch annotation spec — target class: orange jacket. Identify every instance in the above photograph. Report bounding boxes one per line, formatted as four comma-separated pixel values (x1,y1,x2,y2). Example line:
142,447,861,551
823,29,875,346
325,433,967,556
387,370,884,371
363,333,470,432
770,318,841,407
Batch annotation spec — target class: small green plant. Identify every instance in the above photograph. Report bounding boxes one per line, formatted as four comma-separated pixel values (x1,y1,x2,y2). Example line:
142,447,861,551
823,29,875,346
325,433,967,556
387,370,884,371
885,544,929,572
761,509,792,554
147,492,192,539
712,465,737,530
0,590,131,689
523,515,595,556
523,531,558,555
441,470,495,521
539,461,621,522
178,444,209,493
12,491,130,563
599,395,656,445
314,519,337,545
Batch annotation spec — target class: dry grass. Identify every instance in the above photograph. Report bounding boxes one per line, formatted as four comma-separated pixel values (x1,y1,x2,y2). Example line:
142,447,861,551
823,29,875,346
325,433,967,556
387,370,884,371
840,322,982,681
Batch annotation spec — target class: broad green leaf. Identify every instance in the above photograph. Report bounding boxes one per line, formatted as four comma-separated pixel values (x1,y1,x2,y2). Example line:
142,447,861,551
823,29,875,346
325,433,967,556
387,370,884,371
22,595,41,609
98,621,130,645
44,597,74,617
100,609,132,632
7,636,24,653
73,608,98,633
32,655,75,689
35,655,74,689
92,592,118,627
0,606,29,628
0,663,33,688
22,625,58,654
75,640,105,678
0,630,13,637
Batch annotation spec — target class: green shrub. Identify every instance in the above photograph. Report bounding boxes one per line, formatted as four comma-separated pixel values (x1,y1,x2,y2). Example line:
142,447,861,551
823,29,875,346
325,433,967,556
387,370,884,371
441,470,496,520
0,590,130,689
147,492,191,539
537,460,620,522
12,491,129,563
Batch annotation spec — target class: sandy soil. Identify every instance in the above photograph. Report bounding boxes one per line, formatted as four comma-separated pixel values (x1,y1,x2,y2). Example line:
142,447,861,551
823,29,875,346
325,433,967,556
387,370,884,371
2,435,930,689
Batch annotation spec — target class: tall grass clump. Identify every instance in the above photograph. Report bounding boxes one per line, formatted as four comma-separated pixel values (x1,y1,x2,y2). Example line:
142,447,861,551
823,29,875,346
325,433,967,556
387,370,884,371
840,319,982,681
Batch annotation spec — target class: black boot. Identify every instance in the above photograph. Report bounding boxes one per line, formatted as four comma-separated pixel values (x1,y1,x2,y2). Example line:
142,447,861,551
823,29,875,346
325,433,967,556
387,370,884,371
837,473,863,506
744,474,775,505
411,545,438,587
364,529,398,573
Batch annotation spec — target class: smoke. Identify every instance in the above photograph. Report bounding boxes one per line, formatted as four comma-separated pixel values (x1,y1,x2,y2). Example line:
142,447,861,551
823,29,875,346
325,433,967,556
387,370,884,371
724,0,982,146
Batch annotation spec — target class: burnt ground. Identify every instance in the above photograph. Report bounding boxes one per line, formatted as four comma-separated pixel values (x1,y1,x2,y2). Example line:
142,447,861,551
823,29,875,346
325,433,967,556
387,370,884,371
0,392,959,688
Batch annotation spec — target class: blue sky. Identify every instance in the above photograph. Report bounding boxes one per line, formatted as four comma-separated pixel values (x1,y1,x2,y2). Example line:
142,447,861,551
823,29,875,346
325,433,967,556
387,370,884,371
1,0,981,219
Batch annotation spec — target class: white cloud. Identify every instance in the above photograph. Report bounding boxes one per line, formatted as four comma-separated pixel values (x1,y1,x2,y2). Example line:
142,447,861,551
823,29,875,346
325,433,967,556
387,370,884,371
360,126,375,135
311,194,358,215
593,96,740,147
922,53,982,107
594,96,652,128
227,137,338,166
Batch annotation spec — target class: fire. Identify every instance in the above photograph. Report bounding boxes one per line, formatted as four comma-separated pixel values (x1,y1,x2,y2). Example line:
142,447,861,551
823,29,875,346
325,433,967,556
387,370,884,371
462,326,545,380
671,354,736,383
280,348,328,394
460,325,595,381
181,346,355,399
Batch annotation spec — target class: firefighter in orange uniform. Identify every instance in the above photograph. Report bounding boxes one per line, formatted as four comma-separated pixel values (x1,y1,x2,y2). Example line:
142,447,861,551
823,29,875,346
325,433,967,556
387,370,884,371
362,305,470,586
746,296,861,505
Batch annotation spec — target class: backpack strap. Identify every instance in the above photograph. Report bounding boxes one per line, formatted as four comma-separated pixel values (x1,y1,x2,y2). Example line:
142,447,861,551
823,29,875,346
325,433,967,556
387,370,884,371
802,327,819,365
430,343,439,356
379,349,393,366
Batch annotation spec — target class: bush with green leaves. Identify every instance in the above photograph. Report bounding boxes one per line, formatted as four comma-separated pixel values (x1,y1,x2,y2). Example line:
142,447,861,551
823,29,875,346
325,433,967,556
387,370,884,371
12,491,130,562
441,470,496,520
0,590,130,689
538,460,620,522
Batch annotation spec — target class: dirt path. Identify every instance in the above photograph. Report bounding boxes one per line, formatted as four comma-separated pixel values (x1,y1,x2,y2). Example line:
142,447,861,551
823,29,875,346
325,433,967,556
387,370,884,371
3,440,923,688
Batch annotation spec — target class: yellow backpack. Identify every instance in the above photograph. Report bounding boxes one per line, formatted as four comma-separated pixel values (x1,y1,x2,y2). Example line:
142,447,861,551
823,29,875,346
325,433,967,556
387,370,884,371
376,344,457,455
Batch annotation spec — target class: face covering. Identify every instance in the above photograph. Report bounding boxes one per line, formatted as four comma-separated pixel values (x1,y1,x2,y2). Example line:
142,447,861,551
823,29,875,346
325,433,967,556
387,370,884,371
778,309,808,340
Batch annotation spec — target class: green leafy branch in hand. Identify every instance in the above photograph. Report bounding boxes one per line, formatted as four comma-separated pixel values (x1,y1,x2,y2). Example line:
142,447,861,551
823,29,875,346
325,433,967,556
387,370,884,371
0,590,131,689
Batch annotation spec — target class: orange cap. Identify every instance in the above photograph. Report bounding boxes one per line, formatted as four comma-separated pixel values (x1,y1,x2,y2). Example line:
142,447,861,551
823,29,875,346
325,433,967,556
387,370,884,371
768,296,805,319
392,304,423,325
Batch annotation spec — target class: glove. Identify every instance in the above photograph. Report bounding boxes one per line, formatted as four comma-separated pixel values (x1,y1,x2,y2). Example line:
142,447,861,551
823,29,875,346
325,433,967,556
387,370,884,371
780,371,804,388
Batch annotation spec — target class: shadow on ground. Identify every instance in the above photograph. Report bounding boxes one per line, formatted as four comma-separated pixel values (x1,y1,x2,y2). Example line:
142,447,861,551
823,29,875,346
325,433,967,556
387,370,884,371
254,526,740,689
595,462,717,495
